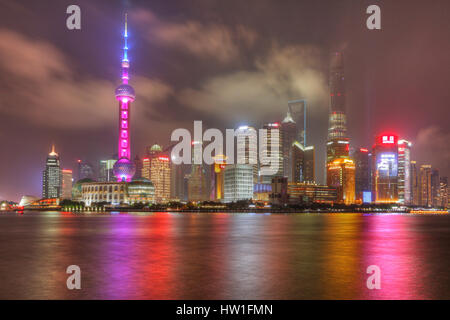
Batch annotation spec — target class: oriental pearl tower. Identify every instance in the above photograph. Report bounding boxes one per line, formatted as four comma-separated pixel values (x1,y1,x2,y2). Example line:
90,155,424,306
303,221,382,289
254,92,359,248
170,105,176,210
113,14,136,182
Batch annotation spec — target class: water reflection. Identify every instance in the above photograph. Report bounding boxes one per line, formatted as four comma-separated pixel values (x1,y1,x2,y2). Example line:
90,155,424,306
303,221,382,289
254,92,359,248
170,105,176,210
0,211,448,299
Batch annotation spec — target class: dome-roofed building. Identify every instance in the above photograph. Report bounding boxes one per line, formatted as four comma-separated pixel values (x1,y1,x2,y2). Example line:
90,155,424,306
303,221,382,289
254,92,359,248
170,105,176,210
72,178,94,201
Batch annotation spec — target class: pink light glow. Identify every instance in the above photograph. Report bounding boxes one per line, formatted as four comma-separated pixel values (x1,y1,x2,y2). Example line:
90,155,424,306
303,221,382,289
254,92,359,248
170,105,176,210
122,98,128,103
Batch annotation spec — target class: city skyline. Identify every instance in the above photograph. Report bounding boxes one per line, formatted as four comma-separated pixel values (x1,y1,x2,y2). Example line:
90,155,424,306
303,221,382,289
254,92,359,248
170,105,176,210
0,0,449,201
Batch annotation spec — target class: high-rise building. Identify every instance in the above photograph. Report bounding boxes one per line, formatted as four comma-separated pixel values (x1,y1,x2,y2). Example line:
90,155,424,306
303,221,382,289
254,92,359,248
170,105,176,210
211,155,227,201
372,134,399,203
235,126,258,184
419,165,432,207
42,145,61,199
326,52,349,165
281,110,297,181
431,169,441,207
410,161,419,205
223,164,254,203
326,158,355,205
113,14,136,182
188,141,209,202
150,154,171,203
287,99,307,144
398,139,412,204
99,159,117,182
353,148,371,202
134,155,142,179
439,177,448,208
142,144,170,203
79,161,95,180
142,157,151,180
61,169,73,200
171,158,185,201
291,141,315,183
260,122,283,184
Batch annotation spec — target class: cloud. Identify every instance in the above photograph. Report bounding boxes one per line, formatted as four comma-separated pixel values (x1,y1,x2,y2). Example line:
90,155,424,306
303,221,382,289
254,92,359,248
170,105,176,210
131,9,258,63
0,29,172,129
177,44,328,123
414,125,450,175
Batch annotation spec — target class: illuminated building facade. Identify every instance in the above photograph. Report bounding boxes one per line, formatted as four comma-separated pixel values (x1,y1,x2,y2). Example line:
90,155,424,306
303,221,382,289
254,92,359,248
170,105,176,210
171,158,185,201
211,155,227,201
410,161,419,205
372,134,399,203
42,145,61,199
260,122,283,184
127,178,155,204
61,169,73,200
150,154,171,203
326,52,349,165
353,148,371,202
99,159,117,182
291,141,315,183
440,177,448,208
431,169,441,207
134,155,143,179
188,141,209,202
224,164,254,203
236,126,258,184
327,158,355,205
398,139,412,204
80,181,153,206
113,14,136,182
287,182,337,204
419,165,432,207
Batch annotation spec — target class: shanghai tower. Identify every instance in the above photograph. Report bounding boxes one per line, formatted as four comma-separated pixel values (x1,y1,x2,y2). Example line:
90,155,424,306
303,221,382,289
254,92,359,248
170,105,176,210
326,52,349,163
113,14,136,182
326,52,355,204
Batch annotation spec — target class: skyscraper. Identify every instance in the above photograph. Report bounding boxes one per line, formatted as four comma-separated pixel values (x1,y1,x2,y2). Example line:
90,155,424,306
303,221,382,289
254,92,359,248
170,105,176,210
398,139,412,204
236,126,258,184
410,161,419,205
326,52,349,165
134,155,143,179
113,14,136,182
291,141,315,183
150,154,171,203
188,141,208,202
99,159,117,182
419,165,432,207
260,122,283,184
439,177,448,208
224,164,254,203
353,148,371,202
281,110,297,182
211,155,227,201
327,158,355,205
372,134,399,203
431,169,440,207
78,161,95,180
61,169,73,200
287,99,307,144
42,145,61,199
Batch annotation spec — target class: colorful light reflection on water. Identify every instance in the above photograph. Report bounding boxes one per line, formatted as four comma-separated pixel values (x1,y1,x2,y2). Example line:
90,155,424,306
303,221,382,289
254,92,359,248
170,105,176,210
0,211,448,299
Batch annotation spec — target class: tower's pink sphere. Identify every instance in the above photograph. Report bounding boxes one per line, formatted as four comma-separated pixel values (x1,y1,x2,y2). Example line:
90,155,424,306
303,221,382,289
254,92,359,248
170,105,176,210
113,158,136,182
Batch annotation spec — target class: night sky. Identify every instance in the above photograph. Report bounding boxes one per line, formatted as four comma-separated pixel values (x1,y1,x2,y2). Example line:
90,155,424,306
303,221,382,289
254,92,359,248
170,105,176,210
0,0,449,201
